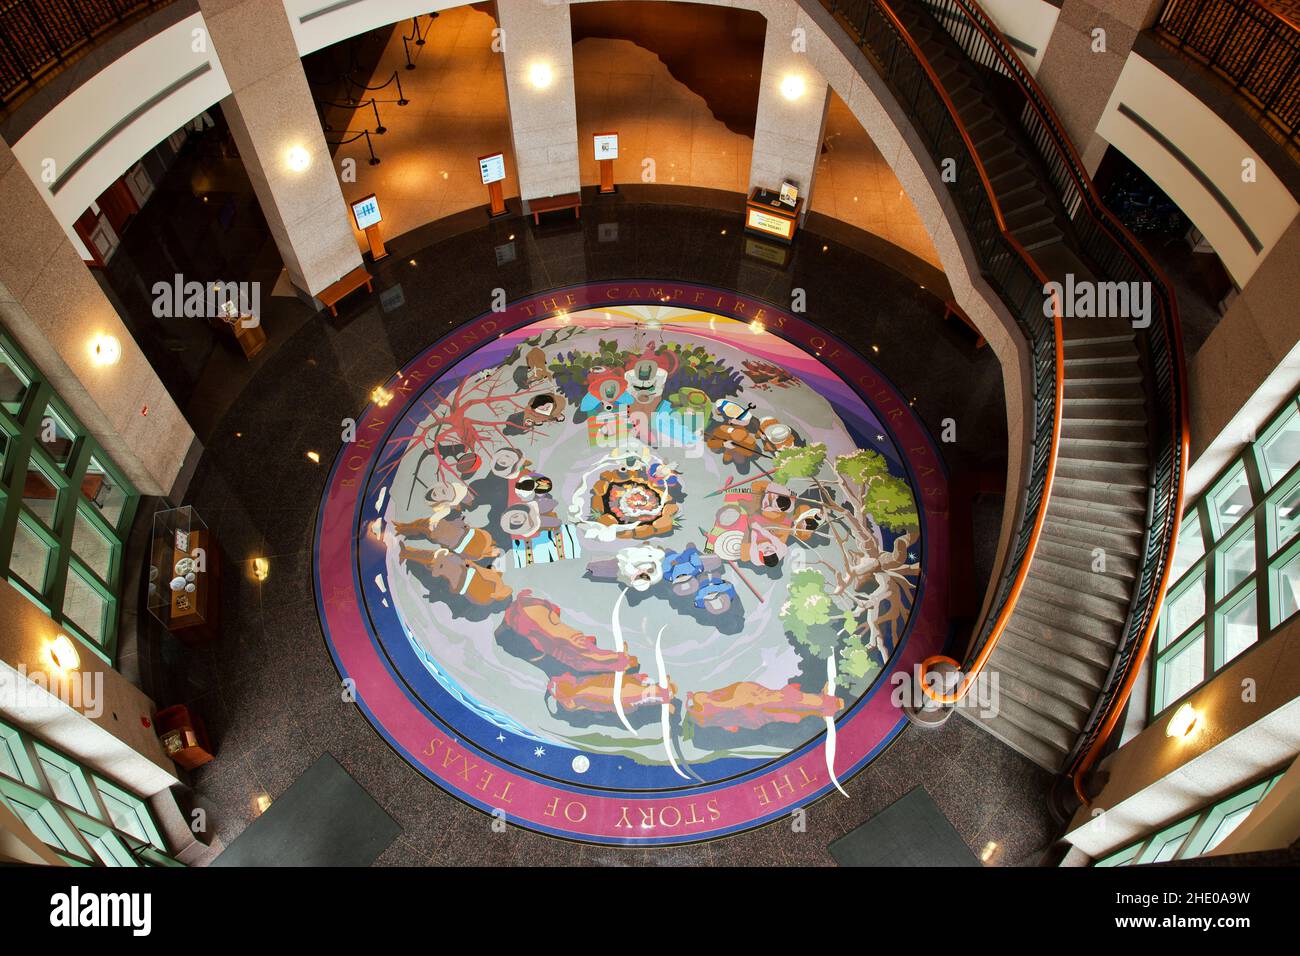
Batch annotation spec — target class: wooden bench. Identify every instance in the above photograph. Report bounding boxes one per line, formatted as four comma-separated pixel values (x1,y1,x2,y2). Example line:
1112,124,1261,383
319,265,375,317
530,192,581,225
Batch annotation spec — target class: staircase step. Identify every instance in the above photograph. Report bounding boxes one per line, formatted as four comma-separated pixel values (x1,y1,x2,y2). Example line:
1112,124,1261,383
1040,519,1144,557
1024,577,1130,624
1053,458,1149,491
1005,201,1056,234
1059,420,1148,448
992,667,1090,731
1031,554,1135,602
1014,222,1066,251
985,692,1076,755
1062,380,1146,403
1005,612,1117,667
1051,478,1148,517
1034,535,1139,580
1058,436,1149,467
1012,593,1125,645
999,630,1111,688
959,708,1065,771
1061,317,1142,341
1061,399,1147,424
1047,497,1146,535
1063,358,1142,384
1063,339,1141,364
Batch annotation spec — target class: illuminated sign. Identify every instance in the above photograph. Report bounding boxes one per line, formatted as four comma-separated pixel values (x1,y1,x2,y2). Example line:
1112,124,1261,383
745,207,796,241
351,194,382,230
594,133,619,161
478,153,507,185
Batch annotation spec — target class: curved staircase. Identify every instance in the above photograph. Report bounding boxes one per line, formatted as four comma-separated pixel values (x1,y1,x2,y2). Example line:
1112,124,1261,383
819,0,1187,800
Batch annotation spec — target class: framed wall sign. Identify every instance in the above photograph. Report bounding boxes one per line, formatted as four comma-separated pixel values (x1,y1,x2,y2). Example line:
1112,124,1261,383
593,132,619,161
746,207,796,242
351,194,383,230
478,152,507,185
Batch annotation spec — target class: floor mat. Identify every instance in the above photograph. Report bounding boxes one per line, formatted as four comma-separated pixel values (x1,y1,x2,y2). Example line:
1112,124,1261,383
828,786,980,867
211,754,399,867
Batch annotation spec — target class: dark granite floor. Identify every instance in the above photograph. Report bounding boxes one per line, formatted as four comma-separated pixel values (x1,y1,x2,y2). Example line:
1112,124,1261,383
138,196,1057,866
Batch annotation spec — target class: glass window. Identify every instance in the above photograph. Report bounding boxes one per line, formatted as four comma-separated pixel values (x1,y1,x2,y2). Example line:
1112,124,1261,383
63,568,108,646
34,745,96,815
1217,588,1257,666
78,826,135,867
1156,629,1204,711
1257,404,1300,487
72,506,113,582
93,779,154,845
82,456,127,530
1164,574,1205,644
38,404,77,466
1270,545,1300,627
10,516,52,595
1219,526,1255,596
1203,803,1255,853
1170,513,1205,580
0,344,31,414
1207,464,1252,538
9,794,69,851
22,458,60,529
0,736,21,782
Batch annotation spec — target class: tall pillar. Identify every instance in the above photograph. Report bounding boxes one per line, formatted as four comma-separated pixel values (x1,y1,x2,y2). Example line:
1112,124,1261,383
748,2,832,216
497,0,581,205
1036,0,1165,173
198,0,361,296
0,138,195,497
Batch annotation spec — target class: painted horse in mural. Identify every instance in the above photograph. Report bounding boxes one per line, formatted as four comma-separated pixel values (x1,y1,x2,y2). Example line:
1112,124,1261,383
398,545,512,606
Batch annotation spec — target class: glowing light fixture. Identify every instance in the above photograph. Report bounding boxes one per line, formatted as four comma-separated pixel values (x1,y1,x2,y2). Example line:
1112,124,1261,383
306,450,321,464
529,62,554,89
371,385,394,408
749,320,765,335
48,634,80,671
89,333,121,366
253,793,272,815
252,557,270,582
780,74,806,101
286,145,312,172
1166,703,1201,739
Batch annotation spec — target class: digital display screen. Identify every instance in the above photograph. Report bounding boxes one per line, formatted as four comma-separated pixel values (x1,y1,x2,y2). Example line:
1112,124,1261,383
594,133,619,161
351,195,382,230
479,153,507,185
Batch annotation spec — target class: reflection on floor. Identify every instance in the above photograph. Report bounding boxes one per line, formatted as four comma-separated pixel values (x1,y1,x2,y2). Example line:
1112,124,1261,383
330,7,938,269
140,199,1051,865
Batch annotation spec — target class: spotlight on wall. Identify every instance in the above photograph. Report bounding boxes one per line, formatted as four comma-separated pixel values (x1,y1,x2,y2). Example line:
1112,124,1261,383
529,62,554,89
47,634,80,672
286,145,312,172
89,333,121,367
1166,702,1201,739
252,557,270,582
780,74,806,101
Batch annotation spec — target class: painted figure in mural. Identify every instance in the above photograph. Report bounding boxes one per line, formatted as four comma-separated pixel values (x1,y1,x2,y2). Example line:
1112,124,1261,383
685,681,844,732
546,671,676,716
497,590,639,674
391,512,502,563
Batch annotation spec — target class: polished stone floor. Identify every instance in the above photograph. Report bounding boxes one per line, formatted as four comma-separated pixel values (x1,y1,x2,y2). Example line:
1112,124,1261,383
138,197,1057,866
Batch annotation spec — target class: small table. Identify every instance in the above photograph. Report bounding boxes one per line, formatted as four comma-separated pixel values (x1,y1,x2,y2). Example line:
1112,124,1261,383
319,266,375,317
744,187,802,244
530,192,581,225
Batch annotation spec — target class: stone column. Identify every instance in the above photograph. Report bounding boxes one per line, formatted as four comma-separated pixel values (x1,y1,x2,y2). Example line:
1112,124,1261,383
198,0,362,297
497,0,581,205
1036,0,1165,173
749,2,832,218
0,137,195,497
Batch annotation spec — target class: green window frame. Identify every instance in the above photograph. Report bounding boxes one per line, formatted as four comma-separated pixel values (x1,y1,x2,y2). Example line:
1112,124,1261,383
0,329,138,664
0,718,178,867
1152,394,1300,717
1093,771,1283,866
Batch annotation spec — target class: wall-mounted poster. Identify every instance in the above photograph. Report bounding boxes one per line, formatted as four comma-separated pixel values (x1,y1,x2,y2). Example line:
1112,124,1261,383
478,152,507,185
351,194,382,230
593,133,619,161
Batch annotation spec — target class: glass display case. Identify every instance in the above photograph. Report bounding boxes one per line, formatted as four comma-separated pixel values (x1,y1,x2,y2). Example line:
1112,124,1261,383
147,506,220,643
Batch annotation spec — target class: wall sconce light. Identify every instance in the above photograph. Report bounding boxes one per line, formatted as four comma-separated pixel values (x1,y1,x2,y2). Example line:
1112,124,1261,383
371,385,394,408
89,333,121,366
780,74,806,101
48,634,80,672
305,450,321,464
286,145,312,172
1166,702,1201,739
252,557,270,582
529,62,554,89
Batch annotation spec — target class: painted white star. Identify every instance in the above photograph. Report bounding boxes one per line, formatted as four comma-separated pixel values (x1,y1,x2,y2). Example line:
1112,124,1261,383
534,746,546,757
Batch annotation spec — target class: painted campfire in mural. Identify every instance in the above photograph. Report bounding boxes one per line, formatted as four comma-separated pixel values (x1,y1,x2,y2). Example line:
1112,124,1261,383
363,305,921,791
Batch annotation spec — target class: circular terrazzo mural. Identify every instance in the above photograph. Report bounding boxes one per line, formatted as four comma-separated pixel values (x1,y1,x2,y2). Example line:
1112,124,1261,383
315,281,950,845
